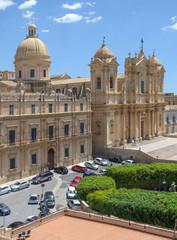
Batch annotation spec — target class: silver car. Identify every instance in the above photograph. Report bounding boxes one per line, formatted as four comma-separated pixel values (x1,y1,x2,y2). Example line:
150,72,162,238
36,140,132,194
122,160,134,165
11,180,30,191
0,185,11,195
94,157,108,166
66,186,77,199
28,194,40,204
85,161,98,170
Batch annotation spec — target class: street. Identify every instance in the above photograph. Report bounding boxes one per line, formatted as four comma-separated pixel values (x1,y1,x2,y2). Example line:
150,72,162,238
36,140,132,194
0,161,116,227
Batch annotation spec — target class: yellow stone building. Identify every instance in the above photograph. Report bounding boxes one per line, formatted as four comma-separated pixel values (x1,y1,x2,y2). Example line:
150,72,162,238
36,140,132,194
0,24,166,183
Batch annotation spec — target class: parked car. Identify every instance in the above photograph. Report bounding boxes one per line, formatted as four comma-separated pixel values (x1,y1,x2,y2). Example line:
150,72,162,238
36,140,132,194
67,199,81,210
122,160,134,165
98,169,107,175
28,194,40,204
0,185,11,195
26,215,39,222
0,203,11,216
109,156,122,163
85,161,98,170
72,164,87,173
94,157,108,166
70,176,82,188
83,171,97,178
7,221,24,229
66,186,77,199
32,171,53,184
54,166,68,174
44,191,55,208
11,180,30,191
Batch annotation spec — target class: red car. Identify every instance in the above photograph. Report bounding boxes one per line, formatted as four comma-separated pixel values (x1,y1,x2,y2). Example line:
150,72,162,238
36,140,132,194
72,164,87,173
70,176,82,188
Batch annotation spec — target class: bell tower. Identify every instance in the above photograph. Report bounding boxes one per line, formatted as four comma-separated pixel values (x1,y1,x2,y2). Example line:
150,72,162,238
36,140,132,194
89,40,119,105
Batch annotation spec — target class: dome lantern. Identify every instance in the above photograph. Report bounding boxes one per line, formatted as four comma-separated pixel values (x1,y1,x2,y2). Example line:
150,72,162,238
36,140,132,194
28,24,37,37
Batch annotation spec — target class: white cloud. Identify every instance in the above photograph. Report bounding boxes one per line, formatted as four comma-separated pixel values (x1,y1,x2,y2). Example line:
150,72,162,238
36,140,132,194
62,2,83,10
54,14,83,23
41,29,50,33
162,23,177,31
22,10,34,18
86,16,102,23
18,0,37,10
86,2,96,7
89,11,95,15
171,16,176,22
0,0,15,10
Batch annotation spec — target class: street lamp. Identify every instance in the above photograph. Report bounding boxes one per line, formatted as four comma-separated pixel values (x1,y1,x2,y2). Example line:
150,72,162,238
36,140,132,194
41,183,45,200
159,173,166,191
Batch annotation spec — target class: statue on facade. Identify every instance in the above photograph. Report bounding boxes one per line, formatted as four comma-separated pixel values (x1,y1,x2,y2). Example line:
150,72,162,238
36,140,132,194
169,181,176,192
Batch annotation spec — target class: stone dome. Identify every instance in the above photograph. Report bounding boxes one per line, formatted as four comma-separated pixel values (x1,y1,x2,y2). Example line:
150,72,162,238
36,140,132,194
94,40,114,59
15,24,50,61
151,52,162,66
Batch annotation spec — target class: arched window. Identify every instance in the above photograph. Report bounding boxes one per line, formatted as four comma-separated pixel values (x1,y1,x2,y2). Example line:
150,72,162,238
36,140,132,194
166,116,169,123
141,81,144,93
97,77,101,89
110,77,113,89
73,87,77,96
173,115,176,123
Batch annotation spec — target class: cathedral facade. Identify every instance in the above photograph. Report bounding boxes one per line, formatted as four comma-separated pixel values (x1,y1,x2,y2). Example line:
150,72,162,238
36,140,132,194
0,24,166,183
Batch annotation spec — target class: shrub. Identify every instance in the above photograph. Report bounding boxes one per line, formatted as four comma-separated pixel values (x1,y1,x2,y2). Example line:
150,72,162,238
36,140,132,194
106,163,177,188
77,176,116,200
87,188,177,229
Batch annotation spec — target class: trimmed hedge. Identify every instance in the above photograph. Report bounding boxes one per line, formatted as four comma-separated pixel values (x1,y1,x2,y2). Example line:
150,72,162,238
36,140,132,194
77,176,116,200
106,163,177,187
87,188,177,229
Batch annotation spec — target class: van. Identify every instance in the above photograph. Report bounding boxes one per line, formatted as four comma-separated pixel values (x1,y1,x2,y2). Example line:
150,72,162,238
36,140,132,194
32,171,53,184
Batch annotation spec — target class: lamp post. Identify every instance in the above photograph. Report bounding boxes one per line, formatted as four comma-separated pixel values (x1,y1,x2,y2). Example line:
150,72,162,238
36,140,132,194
159,173,166,191
41,183,45,200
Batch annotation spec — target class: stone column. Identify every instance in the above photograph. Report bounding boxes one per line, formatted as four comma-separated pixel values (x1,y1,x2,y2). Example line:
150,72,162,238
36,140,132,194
155,109,159,136
128,109,133,142
133,110,138,141
121,110,127,146
138,111,142,142
152,110,155,137
147,110,152,140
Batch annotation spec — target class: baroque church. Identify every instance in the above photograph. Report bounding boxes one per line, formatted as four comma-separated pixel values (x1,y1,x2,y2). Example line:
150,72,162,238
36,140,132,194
0,24,166,183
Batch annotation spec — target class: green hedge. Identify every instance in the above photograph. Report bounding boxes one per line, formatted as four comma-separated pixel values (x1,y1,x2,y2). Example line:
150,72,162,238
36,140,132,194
77,176,116,200
87,188,177,229
106,163,177,187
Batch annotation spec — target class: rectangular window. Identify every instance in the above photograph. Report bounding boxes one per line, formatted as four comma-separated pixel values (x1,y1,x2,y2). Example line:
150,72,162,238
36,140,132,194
10,158,15,169
43,70,46,78
80,144,84,154
31,128,36,141
30,69,35,78
19,70,21,79
49,126,54,140
32,154,37,165
80,103,83,111
64,124,69,136
9,105,14,115
141,81,144,93
64,103,68,112
173,101,175,105
49,104,52,113
31,104,35,114
80,122,84,134
65,148,69,157
9,130,15,145
168,101,171,105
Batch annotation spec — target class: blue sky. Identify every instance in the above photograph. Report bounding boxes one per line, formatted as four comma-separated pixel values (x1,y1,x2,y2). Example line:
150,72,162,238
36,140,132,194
1,0,177,93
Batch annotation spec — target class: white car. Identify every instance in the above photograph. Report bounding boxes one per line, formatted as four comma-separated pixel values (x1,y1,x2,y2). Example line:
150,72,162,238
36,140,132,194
66,186,77,199
11,180,30,191
122,160,134,165
28,194,40,204
94,157,108,166
85,161,98,170
0,185,11,195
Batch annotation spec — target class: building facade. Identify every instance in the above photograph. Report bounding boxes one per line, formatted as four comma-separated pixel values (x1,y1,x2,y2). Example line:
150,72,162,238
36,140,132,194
0,24,166,183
